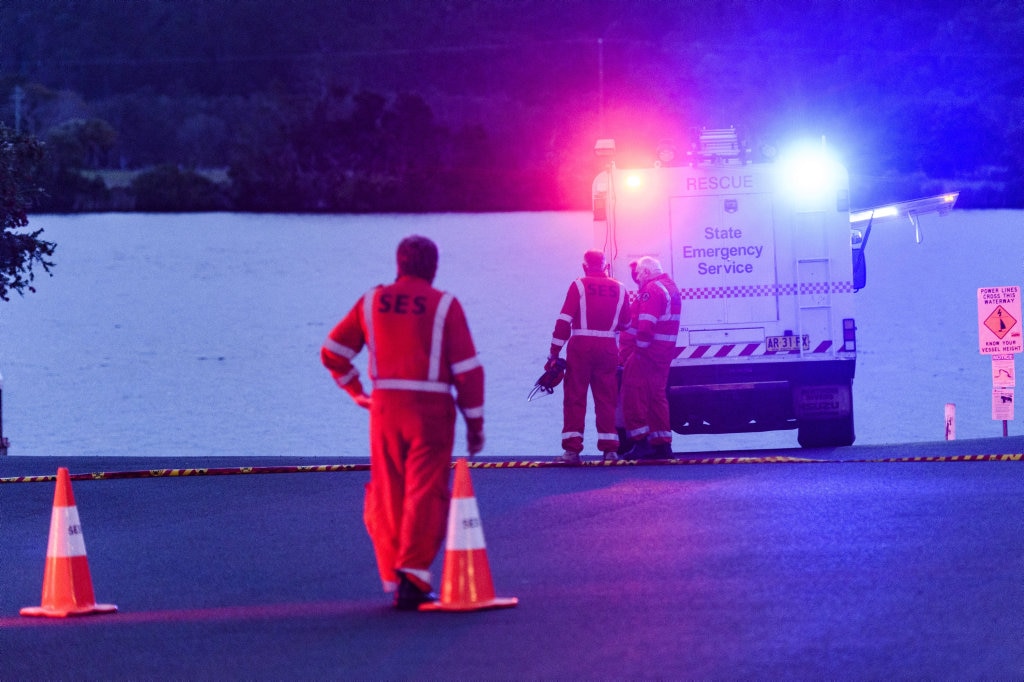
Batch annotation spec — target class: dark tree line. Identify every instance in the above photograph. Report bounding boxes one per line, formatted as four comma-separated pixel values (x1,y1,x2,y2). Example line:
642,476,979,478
0,0,1021,212
223,89,533,213
0,124,54,298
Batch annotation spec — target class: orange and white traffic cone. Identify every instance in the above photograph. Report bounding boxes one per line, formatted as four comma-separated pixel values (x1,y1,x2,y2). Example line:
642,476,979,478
20,467,117,618
420,458,517,612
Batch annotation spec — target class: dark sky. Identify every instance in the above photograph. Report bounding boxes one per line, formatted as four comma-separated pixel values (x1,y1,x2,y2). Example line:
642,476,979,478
2,1,1021,200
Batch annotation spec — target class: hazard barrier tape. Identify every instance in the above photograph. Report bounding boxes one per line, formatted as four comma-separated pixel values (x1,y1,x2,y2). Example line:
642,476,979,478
0,463,370,484
829,453,1023,464
584,453,1023,466
0,452,1019,484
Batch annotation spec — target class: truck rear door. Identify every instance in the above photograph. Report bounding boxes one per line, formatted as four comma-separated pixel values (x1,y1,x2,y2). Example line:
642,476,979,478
669,180,778,326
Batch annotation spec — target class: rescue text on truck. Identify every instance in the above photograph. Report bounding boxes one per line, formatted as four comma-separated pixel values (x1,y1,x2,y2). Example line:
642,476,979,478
592,128,957,448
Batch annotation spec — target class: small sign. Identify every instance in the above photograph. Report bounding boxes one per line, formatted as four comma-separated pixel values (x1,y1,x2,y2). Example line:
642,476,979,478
992,354,1015,387
978,287,1022,354
992,387,1014,421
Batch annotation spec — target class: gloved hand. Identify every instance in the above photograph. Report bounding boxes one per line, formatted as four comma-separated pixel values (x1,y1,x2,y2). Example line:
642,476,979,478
352,393,372,410
467,429,485,456
544,355,560,372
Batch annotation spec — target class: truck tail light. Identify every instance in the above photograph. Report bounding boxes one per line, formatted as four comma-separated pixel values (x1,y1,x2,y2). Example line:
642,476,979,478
842,318,856,352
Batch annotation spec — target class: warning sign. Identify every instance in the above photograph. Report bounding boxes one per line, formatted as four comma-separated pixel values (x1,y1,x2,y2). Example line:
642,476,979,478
977,286,1022,354
983,306,1016,339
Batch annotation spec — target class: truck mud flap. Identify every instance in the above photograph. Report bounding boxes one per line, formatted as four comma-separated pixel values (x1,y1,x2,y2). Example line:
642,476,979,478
792,383,852,420
668,381,797,434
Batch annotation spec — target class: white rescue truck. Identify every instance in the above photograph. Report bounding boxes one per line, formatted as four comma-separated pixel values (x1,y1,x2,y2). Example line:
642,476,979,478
592,128,957,447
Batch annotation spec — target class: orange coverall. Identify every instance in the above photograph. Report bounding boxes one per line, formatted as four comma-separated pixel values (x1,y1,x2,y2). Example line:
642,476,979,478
550,274,630,454
321,275,484,593
619,273,681,447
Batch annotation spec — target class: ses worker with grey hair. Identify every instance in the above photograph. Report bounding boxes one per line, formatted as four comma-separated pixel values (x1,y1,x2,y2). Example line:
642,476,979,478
547,249,630,465
618,256,681,460
321,235,485,610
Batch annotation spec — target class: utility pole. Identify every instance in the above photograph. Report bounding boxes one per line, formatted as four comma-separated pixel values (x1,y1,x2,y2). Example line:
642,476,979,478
597,38,604,136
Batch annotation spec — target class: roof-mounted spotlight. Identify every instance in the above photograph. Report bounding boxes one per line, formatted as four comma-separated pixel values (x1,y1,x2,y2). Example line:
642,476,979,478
594,138,616,158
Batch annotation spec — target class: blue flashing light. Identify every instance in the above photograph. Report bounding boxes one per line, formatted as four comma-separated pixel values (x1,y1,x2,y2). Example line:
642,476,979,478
776,141,843,203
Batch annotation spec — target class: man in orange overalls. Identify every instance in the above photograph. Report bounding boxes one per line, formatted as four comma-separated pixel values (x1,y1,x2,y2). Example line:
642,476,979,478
619,256,681,460
321,235,485,610
548,250,630,465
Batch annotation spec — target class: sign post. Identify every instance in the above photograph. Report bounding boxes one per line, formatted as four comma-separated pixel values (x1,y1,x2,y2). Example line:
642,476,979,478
0,372,6,455
978,287,1020,437
991,354,1015,437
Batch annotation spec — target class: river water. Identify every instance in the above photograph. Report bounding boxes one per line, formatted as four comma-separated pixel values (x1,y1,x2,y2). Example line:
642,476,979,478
0,209,1019,457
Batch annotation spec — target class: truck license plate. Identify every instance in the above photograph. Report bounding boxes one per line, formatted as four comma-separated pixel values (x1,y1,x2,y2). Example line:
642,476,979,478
766,334,809,352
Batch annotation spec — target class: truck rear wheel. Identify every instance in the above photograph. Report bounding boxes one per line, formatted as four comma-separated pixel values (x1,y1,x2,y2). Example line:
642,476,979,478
797,411,855,448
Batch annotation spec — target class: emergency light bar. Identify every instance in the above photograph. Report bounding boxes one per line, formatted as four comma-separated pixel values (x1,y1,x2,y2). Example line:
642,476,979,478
849,192,959,226
849,192,960,243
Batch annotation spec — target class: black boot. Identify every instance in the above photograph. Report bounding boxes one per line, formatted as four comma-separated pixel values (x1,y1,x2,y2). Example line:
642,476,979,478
651,442,673,459
621,440,653,460
616,427,633,455
395,571,438,611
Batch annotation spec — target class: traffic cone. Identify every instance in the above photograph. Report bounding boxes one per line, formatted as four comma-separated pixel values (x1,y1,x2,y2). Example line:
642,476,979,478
420,458,517,612
20,468,117,618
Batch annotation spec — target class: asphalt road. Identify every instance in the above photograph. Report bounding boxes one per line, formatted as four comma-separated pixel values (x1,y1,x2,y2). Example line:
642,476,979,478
1,438,1021,679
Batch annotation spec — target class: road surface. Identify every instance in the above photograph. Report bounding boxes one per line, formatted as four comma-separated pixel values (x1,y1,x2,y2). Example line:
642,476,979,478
1,437,1021,678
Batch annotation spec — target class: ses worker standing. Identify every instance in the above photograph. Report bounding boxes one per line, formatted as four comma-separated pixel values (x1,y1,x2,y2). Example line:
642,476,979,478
619,256,681,460
321,235,485,611
548,250,630,465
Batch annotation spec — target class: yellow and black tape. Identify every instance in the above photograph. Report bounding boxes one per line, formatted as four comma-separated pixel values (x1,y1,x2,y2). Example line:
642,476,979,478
0,452,1019,484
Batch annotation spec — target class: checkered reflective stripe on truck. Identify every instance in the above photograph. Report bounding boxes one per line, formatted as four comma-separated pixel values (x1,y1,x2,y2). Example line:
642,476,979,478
677,281,854,300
